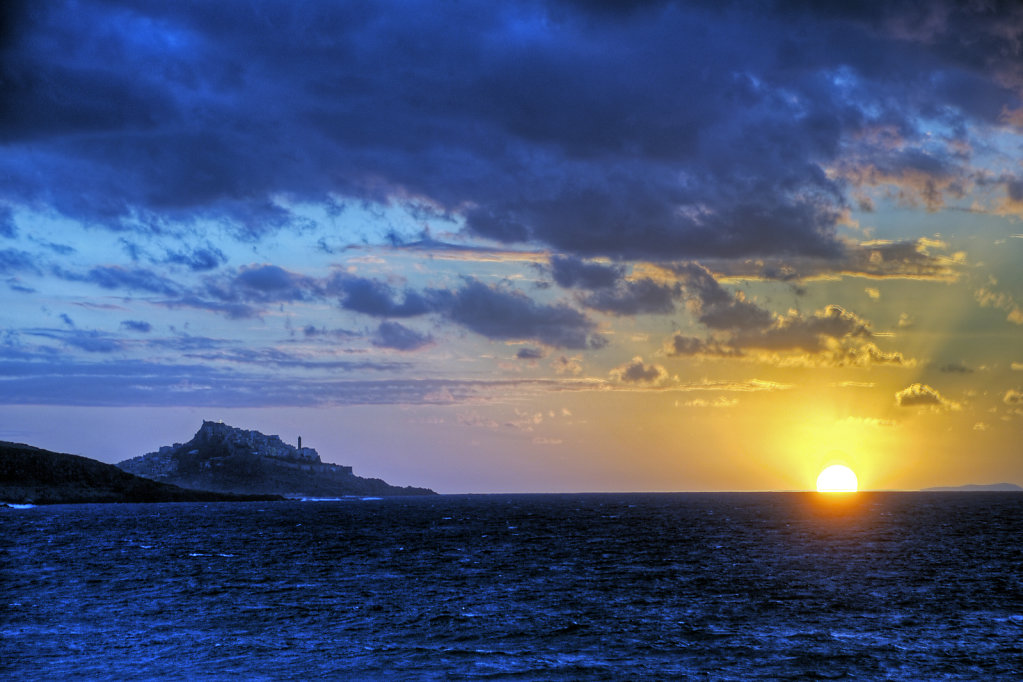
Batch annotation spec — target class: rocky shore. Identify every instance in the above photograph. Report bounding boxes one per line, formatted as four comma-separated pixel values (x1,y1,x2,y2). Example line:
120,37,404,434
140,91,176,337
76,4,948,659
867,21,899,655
0,441,282,505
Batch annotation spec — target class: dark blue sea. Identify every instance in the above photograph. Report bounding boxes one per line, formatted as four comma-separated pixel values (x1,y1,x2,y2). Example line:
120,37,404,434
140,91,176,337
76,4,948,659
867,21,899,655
3,493,1023,680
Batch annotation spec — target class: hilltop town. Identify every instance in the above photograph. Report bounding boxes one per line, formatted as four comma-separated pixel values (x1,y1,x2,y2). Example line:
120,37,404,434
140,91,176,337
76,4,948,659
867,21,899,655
117,420,434,497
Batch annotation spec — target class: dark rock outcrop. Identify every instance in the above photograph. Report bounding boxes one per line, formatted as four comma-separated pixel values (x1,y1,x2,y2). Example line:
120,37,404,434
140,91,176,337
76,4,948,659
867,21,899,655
117,421,435,497
0,441,282,505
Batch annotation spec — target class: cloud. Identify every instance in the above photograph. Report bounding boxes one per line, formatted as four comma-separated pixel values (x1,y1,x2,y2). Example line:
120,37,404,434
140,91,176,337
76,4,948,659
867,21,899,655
1004,389,1023,405
895,383,960,410
182,347,409,373
446,279,602,349
661,263,909,366
580,277,681,316
674,263,773,331
6,277,34,293
682,397,738,408
209,264,317,303
553,355,582,375
367,237,548,265
155,294,260,319
731,305,871,353
0,248,40,274
26,328,123,354
328,272,606,348
549,256,622,289
678,299,905,367
699,238,965,283
938,362,973,374
6,1,1021,262
121,320,152,333
843,240,965,281
664,333,740,358
516,347,545,360
60,265,182,296
610,356,668,385
328,273,439,318
301,325,358,339
976,285,1023,325
834,149,967,212
371,321,433,351
164,245,227,272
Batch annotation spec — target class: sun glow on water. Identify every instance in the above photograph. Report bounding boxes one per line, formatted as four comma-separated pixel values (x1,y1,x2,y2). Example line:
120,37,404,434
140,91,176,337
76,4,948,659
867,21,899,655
816,464,858,493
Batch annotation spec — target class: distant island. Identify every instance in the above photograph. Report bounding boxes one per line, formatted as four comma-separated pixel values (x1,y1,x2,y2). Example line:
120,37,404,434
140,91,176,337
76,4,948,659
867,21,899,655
0,441,282,505
922,483,1023,492
117,420,435,497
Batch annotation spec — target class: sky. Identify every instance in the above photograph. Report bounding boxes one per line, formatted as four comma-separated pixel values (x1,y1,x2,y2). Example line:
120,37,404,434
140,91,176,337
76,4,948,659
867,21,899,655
3,0,1023,493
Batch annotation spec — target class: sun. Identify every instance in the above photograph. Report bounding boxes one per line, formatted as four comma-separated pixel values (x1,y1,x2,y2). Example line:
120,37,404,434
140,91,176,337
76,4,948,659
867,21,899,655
816,464,858,493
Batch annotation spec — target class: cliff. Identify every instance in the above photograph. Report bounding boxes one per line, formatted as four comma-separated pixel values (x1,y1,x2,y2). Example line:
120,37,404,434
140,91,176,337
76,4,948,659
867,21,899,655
0,441,282,505
117,420,435,497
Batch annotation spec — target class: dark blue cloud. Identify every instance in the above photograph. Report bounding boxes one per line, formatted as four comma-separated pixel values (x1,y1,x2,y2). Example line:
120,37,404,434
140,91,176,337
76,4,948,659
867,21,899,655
674,263,773,331
0,248,39,274
327,273,603,349
182,347,410,372
371,321,434,351
550,256,622,289
121,319,152,333
164,244,226,271
328,273,439,318
26,328,123,353
211,264,316,303
143,334,228,352
2,1,1016,258
180,264,324,314
61,265,182,296
157,295,259,320
31,238,75,255
516,347,545,360
302,325,358,339
581,278,681,316
6,277,34,293
447,279,602,349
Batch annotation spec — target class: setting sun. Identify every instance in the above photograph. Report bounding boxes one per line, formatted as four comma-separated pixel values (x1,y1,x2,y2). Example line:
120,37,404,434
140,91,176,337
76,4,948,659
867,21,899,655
816,465,858,493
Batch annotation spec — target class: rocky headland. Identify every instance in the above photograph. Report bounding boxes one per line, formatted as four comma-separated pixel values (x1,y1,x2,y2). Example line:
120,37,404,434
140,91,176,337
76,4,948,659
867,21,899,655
0,441,282,505
117,420,435,497
922,483,1023,492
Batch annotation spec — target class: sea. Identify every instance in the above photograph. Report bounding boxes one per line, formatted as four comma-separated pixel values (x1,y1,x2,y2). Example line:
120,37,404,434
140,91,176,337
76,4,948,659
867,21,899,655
3,492,1023,680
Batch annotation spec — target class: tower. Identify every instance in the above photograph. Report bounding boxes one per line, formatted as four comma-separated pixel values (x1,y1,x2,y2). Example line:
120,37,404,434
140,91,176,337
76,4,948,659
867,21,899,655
298,436,302,449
